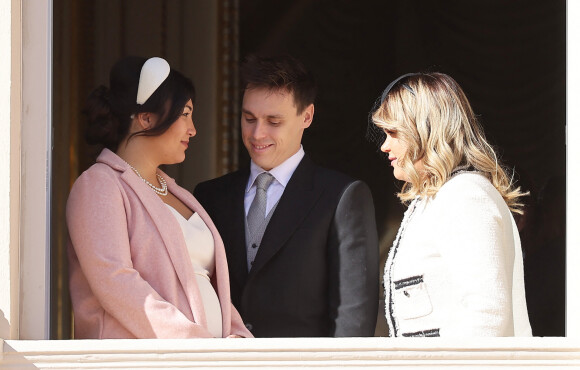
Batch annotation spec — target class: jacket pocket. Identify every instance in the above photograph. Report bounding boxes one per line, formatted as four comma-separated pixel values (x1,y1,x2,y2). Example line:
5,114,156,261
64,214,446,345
394,275,433,320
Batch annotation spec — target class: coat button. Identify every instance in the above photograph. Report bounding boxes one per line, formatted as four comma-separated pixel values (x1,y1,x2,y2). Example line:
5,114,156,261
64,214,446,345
245,323,253,331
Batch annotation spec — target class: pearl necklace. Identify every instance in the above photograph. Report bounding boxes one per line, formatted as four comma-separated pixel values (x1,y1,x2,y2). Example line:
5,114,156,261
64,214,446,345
129,165,168,196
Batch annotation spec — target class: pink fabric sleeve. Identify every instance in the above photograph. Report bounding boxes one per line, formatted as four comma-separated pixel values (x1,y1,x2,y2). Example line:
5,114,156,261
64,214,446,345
67,168,214,338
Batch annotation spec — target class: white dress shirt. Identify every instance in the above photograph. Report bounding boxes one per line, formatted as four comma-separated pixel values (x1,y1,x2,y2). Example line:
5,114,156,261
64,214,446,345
244,146,305,216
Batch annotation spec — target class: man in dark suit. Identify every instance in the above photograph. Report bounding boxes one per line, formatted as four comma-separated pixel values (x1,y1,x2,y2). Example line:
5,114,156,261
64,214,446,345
194,55,378,337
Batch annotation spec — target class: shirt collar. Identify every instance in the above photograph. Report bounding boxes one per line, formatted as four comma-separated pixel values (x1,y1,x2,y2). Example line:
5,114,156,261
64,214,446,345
246,146,305,192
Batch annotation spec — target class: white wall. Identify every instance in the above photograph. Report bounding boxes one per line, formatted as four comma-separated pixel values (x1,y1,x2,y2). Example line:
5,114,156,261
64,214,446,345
18,0,52,340
0,0,19,341
0,0,12,341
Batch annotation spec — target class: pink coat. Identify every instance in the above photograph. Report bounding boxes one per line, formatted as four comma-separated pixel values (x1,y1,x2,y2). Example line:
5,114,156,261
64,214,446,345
67,149,252,339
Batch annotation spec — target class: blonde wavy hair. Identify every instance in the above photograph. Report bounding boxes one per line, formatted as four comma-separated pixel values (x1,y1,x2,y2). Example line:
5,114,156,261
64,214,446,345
371,72,526,214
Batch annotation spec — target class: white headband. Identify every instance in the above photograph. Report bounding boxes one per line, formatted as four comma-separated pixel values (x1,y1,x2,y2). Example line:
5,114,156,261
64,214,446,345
136,57,170,105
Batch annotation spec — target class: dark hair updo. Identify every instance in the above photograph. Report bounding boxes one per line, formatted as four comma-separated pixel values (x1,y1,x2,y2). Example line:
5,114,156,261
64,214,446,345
85,56,196,151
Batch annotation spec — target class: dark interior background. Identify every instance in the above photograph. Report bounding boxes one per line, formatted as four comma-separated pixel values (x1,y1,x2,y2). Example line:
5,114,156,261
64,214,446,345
51,0,566,338
239,0,566,336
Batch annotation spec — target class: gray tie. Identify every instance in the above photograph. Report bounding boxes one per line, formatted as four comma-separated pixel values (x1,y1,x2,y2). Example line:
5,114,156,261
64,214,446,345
246,172,275,269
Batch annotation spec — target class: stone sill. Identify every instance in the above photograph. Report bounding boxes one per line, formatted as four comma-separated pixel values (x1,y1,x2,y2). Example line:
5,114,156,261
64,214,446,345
1,337,579,368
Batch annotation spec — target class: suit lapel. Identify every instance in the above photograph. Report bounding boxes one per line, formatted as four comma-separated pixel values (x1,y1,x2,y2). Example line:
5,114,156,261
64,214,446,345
249,156,323,276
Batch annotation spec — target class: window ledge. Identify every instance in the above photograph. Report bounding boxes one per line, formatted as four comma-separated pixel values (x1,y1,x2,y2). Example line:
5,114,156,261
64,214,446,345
2,337,579,368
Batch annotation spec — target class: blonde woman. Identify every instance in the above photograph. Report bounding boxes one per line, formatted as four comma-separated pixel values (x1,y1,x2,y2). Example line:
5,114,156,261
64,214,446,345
370,72,532,337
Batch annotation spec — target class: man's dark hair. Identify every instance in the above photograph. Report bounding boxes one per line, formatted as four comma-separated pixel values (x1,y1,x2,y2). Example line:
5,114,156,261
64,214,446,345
240,54,316,114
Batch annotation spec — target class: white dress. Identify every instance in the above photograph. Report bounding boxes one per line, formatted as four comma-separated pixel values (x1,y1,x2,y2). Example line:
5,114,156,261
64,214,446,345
166,204,223,337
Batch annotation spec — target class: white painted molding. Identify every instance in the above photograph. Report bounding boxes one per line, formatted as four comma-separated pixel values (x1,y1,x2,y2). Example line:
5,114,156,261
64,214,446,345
19,0,52,339
9,0,22,342
0,0,14,341
1,338,580,369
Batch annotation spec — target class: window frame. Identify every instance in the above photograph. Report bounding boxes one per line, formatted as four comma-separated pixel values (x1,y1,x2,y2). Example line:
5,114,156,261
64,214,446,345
18,0,52,340
10,0,580,365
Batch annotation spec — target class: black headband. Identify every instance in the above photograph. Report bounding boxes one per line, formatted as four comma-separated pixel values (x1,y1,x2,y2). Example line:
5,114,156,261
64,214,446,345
366,72,421,153
379,72,420,103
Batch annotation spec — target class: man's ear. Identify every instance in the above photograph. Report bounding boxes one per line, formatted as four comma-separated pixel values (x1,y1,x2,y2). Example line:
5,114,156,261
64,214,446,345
302,104,314,128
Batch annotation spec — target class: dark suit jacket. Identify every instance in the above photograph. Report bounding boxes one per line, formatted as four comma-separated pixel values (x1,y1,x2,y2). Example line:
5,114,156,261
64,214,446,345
194,155,379,337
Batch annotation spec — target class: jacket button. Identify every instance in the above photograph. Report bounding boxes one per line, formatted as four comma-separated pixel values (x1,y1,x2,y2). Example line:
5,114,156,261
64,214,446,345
245,323,253,331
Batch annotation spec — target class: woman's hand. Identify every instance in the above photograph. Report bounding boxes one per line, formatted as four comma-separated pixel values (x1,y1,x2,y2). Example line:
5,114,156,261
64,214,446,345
226,334,244,338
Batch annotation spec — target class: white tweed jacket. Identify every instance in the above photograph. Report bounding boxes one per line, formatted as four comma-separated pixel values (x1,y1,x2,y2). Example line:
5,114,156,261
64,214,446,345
384,172,532,337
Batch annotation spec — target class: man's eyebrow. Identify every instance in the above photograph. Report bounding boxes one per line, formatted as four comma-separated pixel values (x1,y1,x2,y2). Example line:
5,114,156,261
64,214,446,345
241,109,283,119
